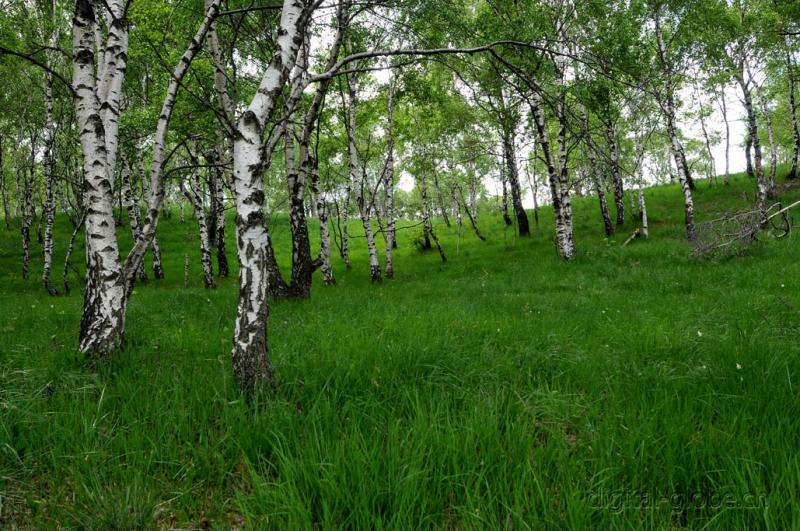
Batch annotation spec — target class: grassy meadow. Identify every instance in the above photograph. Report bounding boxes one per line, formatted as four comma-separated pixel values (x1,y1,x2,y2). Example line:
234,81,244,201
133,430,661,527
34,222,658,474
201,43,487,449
2,173,800,528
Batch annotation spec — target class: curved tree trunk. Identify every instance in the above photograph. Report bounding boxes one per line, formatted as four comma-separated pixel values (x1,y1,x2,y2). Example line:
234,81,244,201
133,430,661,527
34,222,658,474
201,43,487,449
229,0,305,391
63,213,86,294
654,11,698,229
582,110,614,236
123,0,222,289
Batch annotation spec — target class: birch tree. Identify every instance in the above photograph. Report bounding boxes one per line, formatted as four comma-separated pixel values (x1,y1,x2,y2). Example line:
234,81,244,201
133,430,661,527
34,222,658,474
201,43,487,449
228,0,307,390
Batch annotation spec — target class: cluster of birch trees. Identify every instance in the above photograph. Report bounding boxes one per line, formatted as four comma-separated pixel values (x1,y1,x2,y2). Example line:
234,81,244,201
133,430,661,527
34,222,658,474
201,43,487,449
0,0,799,389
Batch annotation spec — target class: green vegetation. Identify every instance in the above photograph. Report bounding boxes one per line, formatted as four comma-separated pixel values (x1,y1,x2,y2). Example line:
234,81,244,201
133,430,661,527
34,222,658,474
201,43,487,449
2,173,799,528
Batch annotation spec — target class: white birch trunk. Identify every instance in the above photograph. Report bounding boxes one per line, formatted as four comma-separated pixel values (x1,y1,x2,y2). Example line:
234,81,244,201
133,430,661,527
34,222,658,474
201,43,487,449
42,65,58,295
346,71,381,282
384,74,397,278
230,0,305,390
121,164,146,281
340,186,352,268
606,123,625,226
530,92,573,258
762,102,778,198
655,13,696,240
311,159,335,285
736,72,769,226
717,89,731,185
419,155,447,262
73,0,127,354
786,44,800,180
181,165,215,289
0,136,9,229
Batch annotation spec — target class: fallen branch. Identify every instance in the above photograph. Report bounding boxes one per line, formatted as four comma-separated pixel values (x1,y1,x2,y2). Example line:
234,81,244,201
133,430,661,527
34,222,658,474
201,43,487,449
622,228,642,247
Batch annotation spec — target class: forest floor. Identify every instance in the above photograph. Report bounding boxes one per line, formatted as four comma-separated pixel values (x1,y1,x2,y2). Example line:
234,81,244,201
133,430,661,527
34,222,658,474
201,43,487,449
2,172,800,529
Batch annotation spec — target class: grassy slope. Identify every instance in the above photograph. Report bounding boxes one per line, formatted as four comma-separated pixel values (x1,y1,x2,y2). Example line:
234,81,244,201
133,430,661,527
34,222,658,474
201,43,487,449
1,173,800,529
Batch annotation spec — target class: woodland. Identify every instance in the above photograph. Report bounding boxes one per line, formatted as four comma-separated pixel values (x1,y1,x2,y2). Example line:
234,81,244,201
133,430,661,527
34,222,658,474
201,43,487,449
1,0,800,528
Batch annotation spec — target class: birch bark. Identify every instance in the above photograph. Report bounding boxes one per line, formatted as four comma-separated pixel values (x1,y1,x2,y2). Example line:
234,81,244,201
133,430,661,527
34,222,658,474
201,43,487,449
73,0,127,354
229,0,306,390
346,69,381,282
384,73,397,278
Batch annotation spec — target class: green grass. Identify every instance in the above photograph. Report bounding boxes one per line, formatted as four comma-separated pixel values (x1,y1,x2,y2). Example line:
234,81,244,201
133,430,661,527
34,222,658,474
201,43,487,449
2,173,800,529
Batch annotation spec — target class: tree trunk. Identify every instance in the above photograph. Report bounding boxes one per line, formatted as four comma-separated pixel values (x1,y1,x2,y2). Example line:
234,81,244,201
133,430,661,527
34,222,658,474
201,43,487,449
745,133,754,178
582,110,613,236
762,102,778,199
180,162,215,289
555,93,576,257
63,213,86,294
420,162,446,262
786,44,800,180
594,176,614,237
696,92,716,183
530,92,574,258
284,119,314,296
209,143,230,277
121,164,147,282
717,89,731,185
500,156,512,226
346,71,381,282
655,11,697,222
639,186,649,239
737,73,770,225
0,136,9,229
384,74,397,278
311,157,335,285
666,113,697,241
229,0,305,391
433,170,451,228
503,129,530,236
138,152,164,279
606,123,625,226
527,143,540,227
463,200,486,241
73,0,128,355
122,0,222,289
340,184,352,268
21,159,32,279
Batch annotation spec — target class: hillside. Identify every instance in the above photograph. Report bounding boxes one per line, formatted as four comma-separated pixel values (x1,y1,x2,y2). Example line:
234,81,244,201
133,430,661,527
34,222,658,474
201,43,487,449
2,174,800,528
